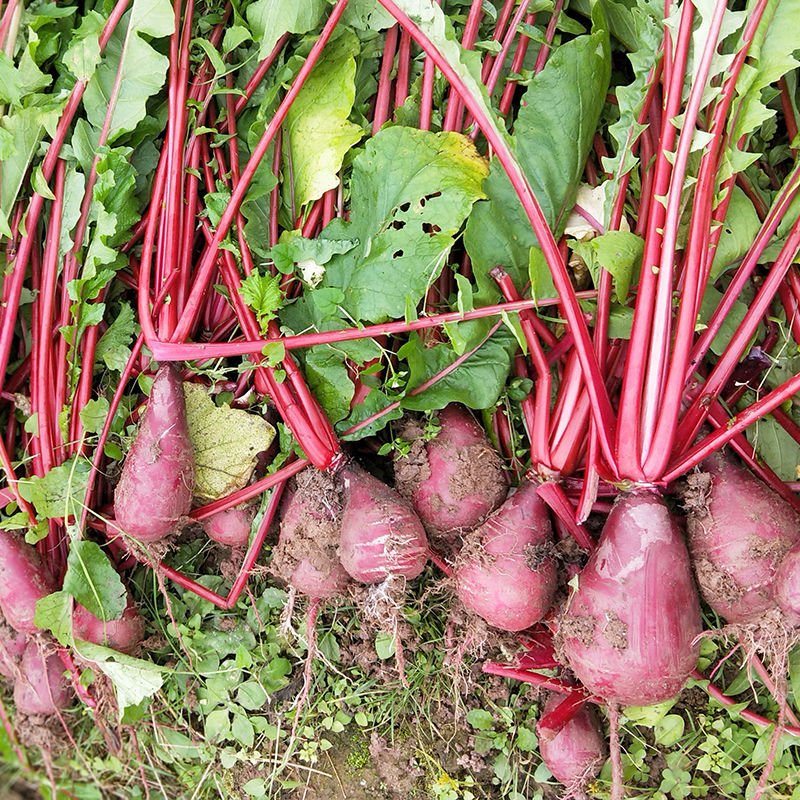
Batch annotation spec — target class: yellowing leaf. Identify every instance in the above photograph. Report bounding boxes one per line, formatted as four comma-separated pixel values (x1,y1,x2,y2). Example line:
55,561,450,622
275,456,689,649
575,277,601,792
183,384,275,501
285,30,362,210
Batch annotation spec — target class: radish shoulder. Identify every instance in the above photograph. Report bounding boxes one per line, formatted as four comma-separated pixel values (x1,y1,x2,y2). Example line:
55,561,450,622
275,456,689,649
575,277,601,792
13,643,72,715
394,406,506,542
0,531,56,635
775,541,800,626
73,597,145,655
202,504,255,548
538,693,606,790
684,453,800,623
271,470,350,598
113,364,194,543
455,481,556,631
339,462,428,583
559,492,701,707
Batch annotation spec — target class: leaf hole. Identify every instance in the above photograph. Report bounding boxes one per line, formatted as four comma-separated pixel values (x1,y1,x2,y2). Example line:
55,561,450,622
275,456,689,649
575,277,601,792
393,250,404,258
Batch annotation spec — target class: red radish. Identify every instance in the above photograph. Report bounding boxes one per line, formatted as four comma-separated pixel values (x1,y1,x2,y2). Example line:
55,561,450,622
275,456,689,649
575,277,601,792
271,470,350,598
393,405,506,543
0,531,56,635
13,642,73,715
774,542,800,627
202,504,255,548
559,491,701,707
455,480,556,631
72,597,145,655
684,452,800,623
0,622,27,681
338,462,428,583
113,364,195,543
538,693,606,792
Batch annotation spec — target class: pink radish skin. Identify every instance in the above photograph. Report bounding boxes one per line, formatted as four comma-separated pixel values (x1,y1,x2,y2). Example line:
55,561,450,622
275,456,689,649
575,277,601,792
560,491,701,707
339,462,428,583
685,452,800,623
0,532,56,635
455,481,556,631
13,643,72,715
271,475,350,598
0,626,27,680
113,364,194,543
202,505,255,547
72,599,145,655
775,542,800,626
538,693,606,790
394,406,506,540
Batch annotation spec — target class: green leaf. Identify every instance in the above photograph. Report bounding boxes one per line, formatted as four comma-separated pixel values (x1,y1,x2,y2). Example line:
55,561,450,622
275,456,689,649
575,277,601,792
270,231,357,282
398,326,516,411
285,30,362,210
62,10,104,82
237,681,268,711
745,414,800,482
466,709,494,731
340,380,403,440
465,17,611,299
732,0,800,146
95,303,138,372
516,725,538,752
239,271,284,333
246,0,325,60
79,397,111,435
18,457,92,520
374,630,396,659
599,0,662,224
698,286,750,357
243,778,267,799
790,647,800,706
341,0,396,30
59,166,87,260
304,347,355,425
240,146,279,259
710,187,762,280
260,657,291,693
83,0,174,142
654,714,685,747
76,641,164,721
624,699,675,726
0,103,63,237
573,231,645,302
63,539,127,622
320,126,488,322
528,246,556,302
0,53,23,106
231,714,255,749
222,23,251,54
34,591,73,646
183,383,276,501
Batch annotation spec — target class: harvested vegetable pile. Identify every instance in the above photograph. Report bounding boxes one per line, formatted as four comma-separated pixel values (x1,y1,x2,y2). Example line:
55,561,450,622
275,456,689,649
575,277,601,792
2,0,800,796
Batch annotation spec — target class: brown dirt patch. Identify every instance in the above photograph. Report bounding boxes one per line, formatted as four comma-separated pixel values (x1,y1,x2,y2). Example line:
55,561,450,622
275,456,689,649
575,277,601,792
747,534,794,563
270,469,343,583
393,420,431,495
603,611,628,651
288,730,426,799
692,555,744,609
557,614,595,649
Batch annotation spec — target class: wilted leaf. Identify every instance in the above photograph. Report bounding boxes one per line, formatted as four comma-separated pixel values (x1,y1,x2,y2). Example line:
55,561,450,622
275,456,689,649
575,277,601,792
183,384,276,500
